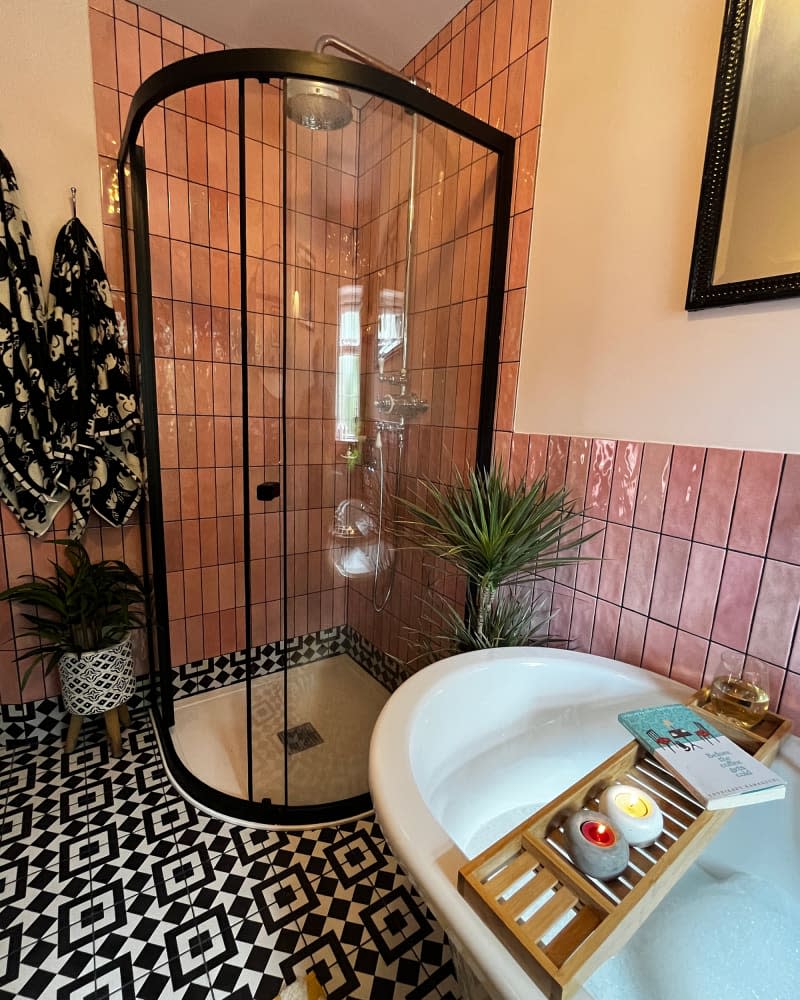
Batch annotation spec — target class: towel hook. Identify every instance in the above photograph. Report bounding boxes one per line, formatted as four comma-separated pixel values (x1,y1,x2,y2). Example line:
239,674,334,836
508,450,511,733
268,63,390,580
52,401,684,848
70,186,77,219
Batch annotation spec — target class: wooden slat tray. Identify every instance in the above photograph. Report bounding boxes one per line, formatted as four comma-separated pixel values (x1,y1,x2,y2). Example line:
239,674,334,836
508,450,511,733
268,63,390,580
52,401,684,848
458,697,791,1000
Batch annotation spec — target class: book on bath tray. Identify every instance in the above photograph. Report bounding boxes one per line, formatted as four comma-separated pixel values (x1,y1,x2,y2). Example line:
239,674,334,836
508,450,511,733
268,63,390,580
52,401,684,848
617,704,786,810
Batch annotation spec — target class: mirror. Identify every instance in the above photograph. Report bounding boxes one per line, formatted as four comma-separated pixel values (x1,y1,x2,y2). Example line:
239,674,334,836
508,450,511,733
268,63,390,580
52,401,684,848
686,0,800,309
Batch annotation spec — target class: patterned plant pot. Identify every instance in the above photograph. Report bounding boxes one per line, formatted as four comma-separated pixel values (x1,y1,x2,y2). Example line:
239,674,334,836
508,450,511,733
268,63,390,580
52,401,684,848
58,635,135,716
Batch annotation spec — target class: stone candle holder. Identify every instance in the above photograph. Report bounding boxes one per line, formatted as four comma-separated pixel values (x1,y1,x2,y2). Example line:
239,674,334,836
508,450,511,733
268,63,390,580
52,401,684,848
564,809,629,880
599,783,664,848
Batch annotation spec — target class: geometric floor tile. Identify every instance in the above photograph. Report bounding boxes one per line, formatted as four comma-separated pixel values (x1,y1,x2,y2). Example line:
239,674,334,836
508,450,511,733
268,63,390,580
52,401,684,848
325,828,386,888
281,931,360,1000
0,710,460,1000
361,885,434,964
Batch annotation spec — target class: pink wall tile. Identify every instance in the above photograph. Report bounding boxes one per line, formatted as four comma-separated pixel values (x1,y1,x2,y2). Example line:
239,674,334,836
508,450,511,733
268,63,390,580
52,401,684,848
678,543,725,638
584,439,615,519
621,529,659,615
778,671,800,729
570,594,596,652
597,522,631,605
590,601,621,659
661,445,704,539
615,609,647,667
693,447,741,547
671,631,708,690
608,440,642,525
710,551,762,652
641,620,676,676
574,518,604,596
633,443,672,532
649,535,690,627
728,451,782,555
747,559,800,667
767,455,800,565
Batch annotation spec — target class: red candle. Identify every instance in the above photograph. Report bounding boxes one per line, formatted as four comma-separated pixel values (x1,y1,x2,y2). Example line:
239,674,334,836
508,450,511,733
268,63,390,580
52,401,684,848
580,820,616,848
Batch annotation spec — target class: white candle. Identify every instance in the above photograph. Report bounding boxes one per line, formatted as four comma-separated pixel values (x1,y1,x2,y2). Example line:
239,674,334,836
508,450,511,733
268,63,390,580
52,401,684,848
599,784,663,847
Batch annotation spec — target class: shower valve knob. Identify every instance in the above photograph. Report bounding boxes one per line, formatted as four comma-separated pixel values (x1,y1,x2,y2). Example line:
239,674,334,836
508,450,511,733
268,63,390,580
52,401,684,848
256,482,281,502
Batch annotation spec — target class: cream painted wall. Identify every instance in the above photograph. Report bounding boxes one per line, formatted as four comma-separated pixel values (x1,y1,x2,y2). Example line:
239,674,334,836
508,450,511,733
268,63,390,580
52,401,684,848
0,0,103,282
516,0,800,453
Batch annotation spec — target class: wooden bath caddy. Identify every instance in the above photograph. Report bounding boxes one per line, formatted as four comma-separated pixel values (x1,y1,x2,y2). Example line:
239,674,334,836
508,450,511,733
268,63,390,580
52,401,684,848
457,692,791,1000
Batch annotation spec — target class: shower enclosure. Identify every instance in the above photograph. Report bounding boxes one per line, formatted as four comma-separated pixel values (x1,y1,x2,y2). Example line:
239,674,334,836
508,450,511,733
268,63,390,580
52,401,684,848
119,48,513,827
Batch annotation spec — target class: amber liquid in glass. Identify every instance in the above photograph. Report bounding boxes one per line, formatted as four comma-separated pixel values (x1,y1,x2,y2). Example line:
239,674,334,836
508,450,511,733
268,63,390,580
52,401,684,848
709,676,769,729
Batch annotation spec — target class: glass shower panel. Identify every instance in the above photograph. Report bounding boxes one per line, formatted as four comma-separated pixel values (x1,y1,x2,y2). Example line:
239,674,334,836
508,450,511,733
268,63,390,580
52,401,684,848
348,101,499,673
242,79,287,807
282,84,374,808
136,87,253,800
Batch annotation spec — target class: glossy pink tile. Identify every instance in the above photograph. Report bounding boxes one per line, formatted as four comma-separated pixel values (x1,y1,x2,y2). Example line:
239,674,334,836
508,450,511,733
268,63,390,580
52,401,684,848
649,535,690,627
575,518,605,596
778,671,800,729
678,543,725,639
747,559,800,667
693,447,741,546
670,631,708,690
641,620,676,676
728,451,782,555
570,594,596,653
621,529,659,615
608,440,642,525
710,551,762,652
615,610,647,667
590,601,621,659
597,522,631,606
767,454,800,565
633,443,671,532
545,435,569,492
584,439,616,519
661,445,704,539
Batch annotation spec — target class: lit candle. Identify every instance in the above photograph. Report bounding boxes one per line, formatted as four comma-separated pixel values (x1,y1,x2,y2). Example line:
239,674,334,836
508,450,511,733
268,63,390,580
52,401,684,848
564,809,629,880
599,784,664,848
581,820,616,847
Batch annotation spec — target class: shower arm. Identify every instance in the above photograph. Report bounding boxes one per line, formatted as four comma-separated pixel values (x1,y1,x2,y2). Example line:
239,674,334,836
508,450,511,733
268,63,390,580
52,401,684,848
314,35,424,383
314,35,430,91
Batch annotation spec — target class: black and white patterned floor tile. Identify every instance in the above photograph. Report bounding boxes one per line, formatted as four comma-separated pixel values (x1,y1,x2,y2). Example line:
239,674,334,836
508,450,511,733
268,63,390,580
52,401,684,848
0,711,461,1000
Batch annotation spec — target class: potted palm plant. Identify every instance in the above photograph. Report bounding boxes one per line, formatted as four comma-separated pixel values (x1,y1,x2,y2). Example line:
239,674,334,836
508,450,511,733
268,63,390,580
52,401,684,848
0,539,146,747
399,464,599,659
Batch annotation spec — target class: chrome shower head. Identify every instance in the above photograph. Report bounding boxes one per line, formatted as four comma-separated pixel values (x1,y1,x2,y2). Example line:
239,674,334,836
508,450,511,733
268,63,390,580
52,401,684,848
286,78,353,131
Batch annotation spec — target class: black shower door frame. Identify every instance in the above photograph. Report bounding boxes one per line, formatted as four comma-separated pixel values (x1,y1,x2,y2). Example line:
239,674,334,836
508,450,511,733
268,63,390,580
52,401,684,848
119,48,515,827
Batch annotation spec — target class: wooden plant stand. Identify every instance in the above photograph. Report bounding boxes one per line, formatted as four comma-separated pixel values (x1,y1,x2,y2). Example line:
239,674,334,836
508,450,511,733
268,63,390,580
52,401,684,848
458,694,791,1000
64,702,132,757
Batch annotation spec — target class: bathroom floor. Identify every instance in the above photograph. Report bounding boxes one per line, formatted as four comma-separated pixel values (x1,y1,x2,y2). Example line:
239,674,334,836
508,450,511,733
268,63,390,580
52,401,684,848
171,655,390,805
0,707,459,1000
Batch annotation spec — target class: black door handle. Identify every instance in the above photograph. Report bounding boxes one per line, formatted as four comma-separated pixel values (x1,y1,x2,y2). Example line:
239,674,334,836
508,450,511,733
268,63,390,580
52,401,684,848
256,482,280,501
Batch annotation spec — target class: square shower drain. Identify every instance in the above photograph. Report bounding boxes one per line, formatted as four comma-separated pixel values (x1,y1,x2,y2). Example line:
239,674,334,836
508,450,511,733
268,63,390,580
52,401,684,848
278,722,324,755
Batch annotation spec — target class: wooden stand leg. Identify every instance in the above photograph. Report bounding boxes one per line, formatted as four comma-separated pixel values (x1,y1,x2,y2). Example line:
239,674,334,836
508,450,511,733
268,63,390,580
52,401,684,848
118,703,131,729
64,714,84,753
104,708,122,757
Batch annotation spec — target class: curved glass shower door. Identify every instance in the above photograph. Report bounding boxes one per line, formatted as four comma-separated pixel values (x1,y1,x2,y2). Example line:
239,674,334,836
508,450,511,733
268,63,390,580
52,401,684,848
119,49,513,826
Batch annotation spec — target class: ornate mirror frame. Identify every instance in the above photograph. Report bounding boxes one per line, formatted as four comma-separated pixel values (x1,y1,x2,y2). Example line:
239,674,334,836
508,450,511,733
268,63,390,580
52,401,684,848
686,0,800,310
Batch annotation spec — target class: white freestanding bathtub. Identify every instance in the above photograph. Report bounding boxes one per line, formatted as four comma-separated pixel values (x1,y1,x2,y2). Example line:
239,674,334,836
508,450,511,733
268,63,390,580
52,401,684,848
370,648,800,1000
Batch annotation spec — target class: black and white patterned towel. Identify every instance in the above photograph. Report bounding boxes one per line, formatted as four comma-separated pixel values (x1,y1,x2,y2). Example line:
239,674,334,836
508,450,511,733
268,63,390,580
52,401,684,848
0,147,65,536
46,217,143,537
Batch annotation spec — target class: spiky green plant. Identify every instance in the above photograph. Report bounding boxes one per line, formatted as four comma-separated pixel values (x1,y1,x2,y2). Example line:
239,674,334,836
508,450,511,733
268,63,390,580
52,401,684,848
416,590,563,661
399,464,598,656
0,540,146,687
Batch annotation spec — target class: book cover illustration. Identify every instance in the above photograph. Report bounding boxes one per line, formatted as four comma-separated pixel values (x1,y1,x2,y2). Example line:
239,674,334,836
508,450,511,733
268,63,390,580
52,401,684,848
617,704,786,809
620,704,722,755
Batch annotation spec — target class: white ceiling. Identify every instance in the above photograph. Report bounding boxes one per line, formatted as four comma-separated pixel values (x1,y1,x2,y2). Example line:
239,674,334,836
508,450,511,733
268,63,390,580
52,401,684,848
140,0,464,74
